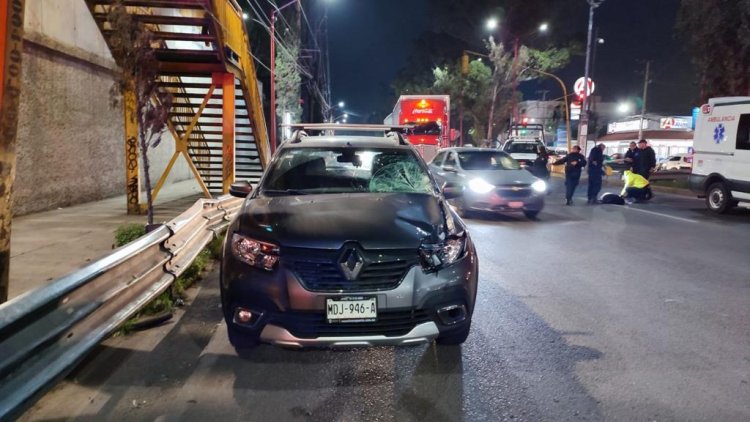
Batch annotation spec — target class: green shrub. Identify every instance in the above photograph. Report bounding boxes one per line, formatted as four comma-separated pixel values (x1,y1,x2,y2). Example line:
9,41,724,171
207,233,225,260
140,291,174,315
114,224,146,247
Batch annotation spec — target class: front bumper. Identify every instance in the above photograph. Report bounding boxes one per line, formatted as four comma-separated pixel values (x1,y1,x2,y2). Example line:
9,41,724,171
260,321,440,348
221,227,479,347
464,189,545,212
688,174,707,196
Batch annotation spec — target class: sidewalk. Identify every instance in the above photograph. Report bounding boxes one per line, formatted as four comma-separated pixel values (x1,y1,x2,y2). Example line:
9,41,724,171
9,179,205,299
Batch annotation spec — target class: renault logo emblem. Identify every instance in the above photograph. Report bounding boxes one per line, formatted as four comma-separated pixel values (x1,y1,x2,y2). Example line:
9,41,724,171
339,248,364,280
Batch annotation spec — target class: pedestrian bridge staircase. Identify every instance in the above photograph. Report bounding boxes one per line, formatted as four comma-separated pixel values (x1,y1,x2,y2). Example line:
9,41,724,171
85,0,270,212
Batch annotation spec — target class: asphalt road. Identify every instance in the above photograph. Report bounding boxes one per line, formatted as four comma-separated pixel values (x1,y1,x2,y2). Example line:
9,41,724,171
21,183,750,421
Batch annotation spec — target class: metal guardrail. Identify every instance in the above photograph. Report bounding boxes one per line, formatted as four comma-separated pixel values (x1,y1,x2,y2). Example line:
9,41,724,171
0,195,243,421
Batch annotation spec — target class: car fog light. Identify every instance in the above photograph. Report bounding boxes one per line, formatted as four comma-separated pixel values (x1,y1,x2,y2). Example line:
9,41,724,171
237,309,254,323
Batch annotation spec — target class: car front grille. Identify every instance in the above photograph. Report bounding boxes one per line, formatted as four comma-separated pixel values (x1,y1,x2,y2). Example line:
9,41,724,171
282,247,418,292
496,185,532,199
269,309,433,338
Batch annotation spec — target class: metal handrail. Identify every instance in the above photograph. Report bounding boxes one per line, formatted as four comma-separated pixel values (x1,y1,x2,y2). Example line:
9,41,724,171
0,195,243,421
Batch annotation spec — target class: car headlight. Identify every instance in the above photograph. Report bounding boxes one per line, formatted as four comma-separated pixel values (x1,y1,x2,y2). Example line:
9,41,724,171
469,178,494,194
231,233,279,271
419,235,466,272
531,180,547,193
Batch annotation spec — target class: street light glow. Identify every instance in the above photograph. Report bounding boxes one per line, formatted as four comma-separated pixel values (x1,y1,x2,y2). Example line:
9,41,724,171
539,22,549,33
242,12,249,20
597,37,605,44
486,17,499,31
618,103,631,114
338,101,345,108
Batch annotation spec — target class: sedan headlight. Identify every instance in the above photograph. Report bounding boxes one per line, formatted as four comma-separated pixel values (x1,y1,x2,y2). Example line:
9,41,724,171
531,180,547,193
419,235,466,272
231,233,279,271
469,178,494,194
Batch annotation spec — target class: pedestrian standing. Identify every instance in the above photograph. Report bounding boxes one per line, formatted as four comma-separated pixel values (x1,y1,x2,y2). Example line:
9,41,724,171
633,139,656,179
624,141,637,170
553,145,587,205
530,145,550,181
587,143,606,204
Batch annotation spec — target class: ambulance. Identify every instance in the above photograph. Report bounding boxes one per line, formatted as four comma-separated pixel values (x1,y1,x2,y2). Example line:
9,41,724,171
689,97,750,213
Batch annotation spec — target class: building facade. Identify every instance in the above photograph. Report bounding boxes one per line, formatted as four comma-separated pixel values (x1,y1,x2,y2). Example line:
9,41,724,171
14,0,192,215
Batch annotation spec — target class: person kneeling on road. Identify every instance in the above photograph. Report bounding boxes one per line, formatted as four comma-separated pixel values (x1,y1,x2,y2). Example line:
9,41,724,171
620,170,653,204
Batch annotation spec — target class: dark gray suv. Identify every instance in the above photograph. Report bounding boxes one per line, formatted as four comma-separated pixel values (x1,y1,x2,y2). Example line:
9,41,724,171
221,125,479,349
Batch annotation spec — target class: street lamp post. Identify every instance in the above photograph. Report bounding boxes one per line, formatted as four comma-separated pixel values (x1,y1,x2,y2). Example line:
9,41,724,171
521,67,572,151
270,0,301,154
580,0,605,149
484,18,549,144
327,101,345,122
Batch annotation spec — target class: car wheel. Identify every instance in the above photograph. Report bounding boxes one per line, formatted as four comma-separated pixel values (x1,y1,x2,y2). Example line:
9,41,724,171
706,182,733,214
227,322,261,350
221,291,261,350
436,320,471,345
523,210,540,219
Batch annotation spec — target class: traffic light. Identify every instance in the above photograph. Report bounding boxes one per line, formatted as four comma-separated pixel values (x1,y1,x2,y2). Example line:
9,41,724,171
461,53,469,75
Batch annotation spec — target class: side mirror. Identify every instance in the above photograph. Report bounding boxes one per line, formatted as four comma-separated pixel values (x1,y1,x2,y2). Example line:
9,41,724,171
442,165,458,173
442,182,462,199
229,181,253,198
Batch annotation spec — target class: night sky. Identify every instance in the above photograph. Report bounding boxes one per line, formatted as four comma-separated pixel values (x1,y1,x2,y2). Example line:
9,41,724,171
327,0,698,121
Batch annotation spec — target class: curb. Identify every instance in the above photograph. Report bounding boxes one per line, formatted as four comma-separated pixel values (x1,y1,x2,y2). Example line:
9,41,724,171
550,172,694,197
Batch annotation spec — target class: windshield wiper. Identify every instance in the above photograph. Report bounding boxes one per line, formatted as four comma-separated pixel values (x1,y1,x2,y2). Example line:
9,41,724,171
262,189,310,196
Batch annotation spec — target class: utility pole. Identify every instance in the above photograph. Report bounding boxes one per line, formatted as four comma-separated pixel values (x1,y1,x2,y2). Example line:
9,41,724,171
637,60,651,140
0,0,25,303
580,0,604,149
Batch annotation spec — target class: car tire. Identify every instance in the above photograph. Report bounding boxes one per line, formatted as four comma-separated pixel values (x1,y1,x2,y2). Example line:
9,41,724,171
436,321,471,345
221,289,261,350
706,182,733,214
227,323,261,350
523,210,540,219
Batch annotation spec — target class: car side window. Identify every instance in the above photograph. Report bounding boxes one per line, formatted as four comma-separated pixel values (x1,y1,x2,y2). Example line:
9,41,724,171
431,151,446,166
736,114,750,150
444,152,458,168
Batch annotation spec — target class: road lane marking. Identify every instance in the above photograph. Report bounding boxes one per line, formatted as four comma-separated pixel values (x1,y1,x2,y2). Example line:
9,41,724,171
623,206,699,223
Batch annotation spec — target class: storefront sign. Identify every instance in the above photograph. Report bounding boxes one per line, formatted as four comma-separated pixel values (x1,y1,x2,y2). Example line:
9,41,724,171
607,119,648,134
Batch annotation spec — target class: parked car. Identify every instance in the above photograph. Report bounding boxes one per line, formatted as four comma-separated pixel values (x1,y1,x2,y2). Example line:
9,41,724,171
657,154,693,171
549,148,568,159
500,138,547,168
604,153,631,172
429,147,546,219
221,125,479,349
689,96,750,213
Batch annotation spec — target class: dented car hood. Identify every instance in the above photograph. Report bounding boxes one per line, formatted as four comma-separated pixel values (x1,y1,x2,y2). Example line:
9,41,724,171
238,193,445,250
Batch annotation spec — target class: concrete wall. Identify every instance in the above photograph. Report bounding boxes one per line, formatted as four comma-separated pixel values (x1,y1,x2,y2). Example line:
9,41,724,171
13,0,192,216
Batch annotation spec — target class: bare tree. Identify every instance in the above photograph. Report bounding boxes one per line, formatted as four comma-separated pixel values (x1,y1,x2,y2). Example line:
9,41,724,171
107,2,172,225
